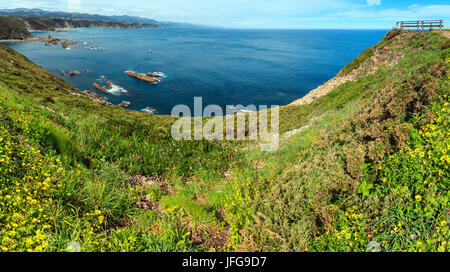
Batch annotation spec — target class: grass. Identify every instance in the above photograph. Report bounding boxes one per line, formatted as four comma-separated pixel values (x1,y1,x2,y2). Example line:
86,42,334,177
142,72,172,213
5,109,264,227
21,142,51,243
0,30,449,252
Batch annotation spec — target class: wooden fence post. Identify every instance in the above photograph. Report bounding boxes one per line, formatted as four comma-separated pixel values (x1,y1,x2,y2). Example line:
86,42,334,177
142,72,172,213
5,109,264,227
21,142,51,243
398,20,444,31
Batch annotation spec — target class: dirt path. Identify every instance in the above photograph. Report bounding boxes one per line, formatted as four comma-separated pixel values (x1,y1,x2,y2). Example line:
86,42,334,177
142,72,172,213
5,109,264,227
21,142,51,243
289,32,404,107
441,30,450,39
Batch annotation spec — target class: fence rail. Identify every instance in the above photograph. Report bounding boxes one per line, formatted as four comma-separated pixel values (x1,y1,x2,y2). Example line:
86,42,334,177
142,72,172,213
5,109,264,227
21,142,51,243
398,20,444,31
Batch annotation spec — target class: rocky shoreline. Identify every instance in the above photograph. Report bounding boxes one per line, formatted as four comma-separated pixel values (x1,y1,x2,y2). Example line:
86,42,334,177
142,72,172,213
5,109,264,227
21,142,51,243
0,35,45,43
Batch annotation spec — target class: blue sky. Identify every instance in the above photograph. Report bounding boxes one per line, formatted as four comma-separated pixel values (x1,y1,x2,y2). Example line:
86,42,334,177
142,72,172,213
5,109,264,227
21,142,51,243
1,0,449,29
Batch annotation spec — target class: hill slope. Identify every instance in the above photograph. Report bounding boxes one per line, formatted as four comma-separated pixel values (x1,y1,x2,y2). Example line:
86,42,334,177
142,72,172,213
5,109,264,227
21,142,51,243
0,16,31,40
0,30,448,252
0,8,161,26
19,17,152,31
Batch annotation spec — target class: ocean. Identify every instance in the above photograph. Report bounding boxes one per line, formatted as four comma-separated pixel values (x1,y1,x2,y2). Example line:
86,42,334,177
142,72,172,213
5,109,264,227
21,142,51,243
5,27,387,115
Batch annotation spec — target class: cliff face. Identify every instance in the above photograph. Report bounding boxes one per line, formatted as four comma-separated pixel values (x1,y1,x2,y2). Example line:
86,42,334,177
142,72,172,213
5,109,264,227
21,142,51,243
0,8,161,26
0,15,156,40
0,16,31,40
19,17,150,31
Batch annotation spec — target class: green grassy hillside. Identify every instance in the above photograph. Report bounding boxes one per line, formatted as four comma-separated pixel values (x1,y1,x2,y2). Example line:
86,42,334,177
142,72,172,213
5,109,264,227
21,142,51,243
0,30,448,252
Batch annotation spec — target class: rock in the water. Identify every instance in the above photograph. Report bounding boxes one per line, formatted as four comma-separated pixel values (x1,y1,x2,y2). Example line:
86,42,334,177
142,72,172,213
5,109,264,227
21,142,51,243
69,71,80,76
66,241,81,252
141,107,156,114
93,82,109,94
146,72,163,78
58,70,66,76
106,82,113,90
125,71,160,84
119,101,131,108
366,241,382,252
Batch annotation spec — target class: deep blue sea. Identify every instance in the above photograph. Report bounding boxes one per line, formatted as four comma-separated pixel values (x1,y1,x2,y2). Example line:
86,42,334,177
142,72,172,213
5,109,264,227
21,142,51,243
5,27,387,115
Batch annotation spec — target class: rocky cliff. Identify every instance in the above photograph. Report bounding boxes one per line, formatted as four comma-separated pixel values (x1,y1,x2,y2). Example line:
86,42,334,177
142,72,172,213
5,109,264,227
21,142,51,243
19,17,152,31
0,16,31,40
0,15,158,41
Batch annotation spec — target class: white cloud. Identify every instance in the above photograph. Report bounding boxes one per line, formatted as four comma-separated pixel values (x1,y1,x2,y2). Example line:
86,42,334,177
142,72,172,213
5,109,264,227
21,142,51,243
336,4,450,20
66,0,81,10
367,0,381,6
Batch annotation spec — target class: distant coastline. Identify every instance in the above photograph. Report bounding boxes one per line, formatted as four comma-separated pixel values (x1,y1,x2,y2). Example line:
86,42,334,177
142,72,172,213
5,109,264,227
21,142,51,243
0,12,163,41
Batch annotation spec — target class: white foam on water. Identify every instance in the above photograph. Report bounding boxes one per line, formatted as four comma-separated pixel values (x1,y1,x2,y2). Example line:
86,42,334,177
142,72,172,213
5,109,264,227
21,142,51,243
141,107,156,114
108,83,128,96
152,72,167,78
226,106,255,113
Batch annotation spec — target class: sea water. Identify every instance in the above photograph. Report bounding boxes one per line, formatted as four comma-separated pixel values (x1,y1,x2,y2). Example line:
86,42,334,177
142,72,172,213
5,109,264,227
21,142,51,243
5,26,387,115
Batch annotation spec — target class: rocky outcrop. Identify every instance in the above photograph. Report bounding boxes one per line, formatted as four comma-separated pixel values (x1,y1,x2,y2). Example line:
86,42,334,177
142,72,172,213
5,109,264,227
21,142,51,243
106,82,113,89
289,33,404,107
146,72,163,78
125,71,160,84
45,35,79,49
45,35,60,46
93,82,109,94
61,40,77,49
119,101,131,108
0,16,31,40
69,71,80,76
141,107,156,114
82,90,109,104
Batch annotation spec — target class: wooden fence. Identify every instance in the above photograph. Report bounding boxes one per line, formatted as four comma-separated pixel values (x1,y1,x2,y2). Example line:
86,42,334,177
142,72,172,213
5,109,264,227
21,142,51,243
398,20,444,31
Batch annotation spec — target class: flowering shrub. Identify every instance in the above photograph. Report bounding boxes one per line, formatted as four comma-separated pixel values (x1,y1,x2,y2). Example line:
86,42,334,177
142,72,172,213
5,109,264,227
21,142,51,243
0,115,60,251
373,95,449,252
308,93,449,252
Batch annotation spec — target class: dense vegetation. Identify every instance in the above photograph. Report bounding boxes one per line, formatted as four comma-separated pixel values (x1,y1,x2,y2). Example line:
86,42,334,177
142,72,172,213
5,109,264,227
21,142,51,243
0,16,30,40
0,30,448,252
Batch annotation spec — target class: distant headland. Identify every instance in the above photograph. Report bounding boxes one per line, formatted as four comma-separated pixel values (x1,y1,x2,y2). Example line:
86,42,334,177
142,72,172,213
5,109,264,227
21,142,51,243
0,8,164,41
